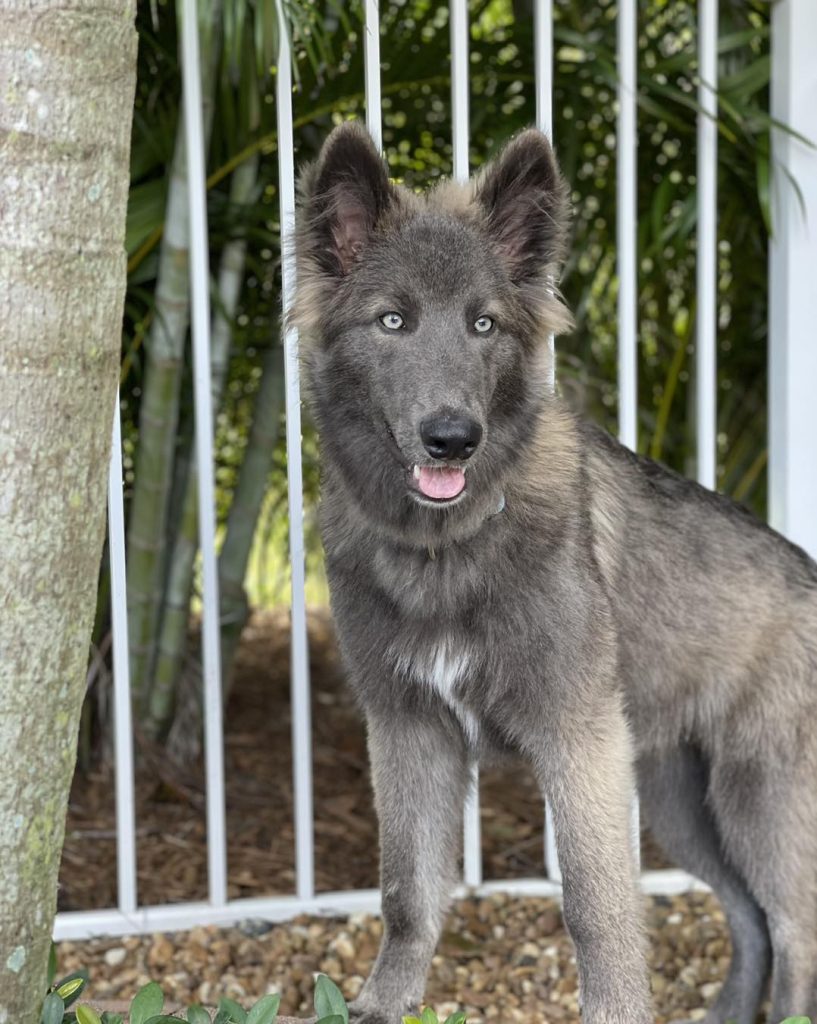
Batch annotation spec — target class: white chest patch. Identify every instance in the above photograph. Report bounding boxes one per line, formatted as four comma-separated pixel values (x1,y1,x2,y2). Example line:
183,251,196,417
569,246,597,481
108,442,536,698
393,640,480,744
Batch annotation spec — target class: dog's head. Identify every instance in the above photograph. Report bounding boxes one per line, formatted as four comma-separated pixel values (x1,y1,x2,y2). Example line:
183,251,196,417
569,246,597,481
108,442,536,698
294,122,571,543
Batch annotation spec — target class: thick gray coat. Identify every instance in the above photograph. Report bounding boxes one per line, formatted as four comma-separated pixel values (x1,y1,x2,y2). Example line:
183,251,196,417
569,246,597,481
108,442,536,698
294,122,817,1024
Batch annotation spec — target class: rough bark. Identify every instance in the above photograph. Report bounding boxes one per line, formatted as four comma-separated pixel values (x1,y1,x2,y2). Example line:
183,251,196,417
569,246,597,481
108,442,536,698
0,3,137,1022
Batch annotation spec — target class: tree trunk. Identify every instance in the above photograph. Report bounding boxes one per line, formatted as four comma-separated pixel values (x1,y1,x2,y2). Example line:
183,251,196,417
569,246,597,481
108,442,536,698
0,3,137,1022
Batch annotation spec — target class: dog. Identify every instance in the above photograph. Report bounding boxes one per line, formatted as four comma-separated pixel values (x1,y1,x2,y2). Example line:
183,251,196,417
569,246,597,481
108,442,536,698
292,121,817,1024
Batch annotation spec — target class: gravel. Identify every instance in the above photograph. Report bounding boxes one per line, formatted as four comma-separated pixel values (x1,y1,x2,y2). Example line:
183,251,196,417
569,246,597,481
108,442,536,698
58,891,737,1023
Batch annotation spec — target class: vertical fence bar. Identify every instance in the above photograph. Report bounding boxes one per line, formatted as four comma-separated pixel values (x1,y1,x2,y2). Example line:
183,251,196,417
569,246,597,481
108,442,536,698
180,0,228,908
535,0,561,883
617,0,641,870
533,0,553,137
276,0,315,903
616,0,638,450
450,0,469,184
534,0,557,398
108,393,137,915
696,0,718,490
544,804,561,884
364,0,382,150
768,0,817,562
450,0,481,889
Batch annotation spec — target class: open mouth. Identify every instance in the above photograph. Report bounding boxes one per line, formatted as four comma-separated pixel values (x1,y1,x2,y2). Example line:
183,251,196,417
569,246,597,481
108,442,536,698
411,464,467,503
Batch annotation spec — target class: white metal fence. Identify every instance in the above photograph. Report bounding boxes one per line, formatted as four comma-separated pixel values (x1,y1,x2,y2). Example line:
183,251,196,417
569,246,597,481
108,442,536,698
53,0,817,941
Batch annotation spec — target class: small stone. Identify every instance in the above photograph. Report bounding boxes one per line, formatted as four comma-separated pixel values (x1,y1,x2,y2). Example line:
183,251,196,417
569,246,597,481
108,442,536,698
104,947,126,967
147,934,174,968
237,918,274,937
701,981,722,1001
189,926,211,946
332,934,356,962
320,956,342,976
343,975,365,1000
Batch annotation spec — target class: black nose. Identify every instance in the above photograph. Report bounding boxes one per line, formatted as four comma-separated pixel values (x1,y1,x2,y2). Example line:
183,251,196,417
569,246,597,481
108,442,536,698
420,413,483,461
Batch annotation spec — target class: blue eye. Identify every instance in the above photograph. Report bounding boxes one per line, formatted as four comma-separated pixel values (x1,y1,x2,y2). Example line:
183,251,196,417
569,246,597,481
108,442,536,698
380,312,405,330
474,315,494,333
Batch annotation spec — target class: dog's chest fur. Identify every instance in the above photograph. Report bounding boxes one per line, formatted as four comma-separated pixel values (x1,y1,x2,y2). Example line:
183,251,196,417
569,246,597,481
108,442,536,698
389,634,481,743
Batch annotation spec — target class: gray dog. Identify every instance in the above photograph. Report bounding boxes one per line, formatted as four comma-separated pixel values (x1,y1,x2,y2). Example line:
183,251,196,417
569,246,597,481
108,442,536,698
293,122,817,1024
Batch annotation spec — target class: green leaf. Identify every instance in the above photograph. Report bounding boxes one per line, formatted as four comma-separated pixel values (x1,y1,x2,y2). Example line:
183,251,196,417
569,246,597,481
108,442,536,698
40,992,64,1024
313,975,348,1024
315,1017,346,1024
778,1019,810,1024
100,1015,124,1024
77,1007,103,1024
47,943,58,989
442,1015,467,1024
214,996,247,1023
420,1010,438,1024
130,982,164,1024
145,1017,187,1023
402,1018,423,1024
186,1005,211,1024
246,993,281,1024
55,972,89,1007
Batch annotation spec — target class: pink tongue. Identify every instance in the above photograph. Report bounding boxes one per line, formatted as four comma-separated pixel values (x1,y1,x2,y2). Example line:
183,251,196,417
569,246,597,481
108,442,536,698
418,466,466,500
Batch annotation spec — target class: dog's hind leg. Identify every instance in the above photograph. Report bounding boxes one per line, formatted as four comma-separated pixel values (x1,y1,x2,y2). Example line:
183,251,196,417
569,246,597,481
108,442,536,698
349,706,471,1024
708,752,817,1022
637,744,770,1024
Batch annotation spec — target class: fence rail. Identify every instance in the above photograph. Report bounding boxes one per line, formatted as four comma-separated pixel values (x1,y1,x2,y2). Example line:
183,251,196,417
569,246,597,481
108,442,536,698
54,0,817,942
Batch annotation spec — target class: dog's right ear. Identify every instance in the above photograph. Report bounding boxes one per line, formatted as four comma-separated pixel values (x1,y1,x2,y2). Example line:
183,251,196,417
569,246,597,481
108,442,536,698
299,122,393,278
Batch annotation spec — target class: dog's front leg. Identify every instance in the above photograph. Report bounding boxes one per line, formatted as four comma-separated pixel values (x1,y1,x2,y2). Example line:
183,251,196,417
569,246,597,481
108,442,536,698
536,698,651,1024
350,707,470,1024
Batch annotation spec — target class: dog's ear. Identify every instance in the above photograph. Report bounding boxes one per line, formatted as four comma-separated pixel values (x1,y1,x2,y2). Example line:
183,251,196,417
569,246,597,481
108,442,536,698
474,129,570,283
300,122,393,277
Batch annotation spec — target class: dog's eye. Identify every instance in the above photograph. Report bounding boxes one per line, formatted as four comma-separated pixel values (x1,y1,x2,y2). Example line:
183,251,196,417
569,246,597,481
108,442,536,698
379,312,405,331
474,315,494,333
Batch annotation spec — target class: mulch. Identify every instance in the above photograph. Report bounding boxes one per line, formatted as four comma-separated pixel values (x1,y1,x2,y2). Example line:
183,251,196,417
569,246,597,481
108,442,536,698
59,890,733,1023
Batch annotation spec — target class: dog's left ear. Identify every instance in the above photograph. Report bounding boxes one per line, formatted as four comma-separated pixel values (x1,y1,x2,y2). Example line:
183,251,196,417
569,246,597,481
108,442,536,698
474,129,570,283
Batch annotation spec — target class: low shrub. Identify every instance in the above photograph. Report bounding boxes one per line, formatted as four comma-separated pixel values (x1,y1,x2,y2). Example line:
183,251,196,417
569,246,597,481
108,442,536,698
40,948,468,1024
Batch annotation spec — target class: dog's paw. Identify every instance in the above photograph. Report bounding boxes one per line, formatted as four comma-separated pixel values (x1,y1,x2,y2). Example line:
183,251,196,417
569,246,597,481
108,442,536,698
348,997,407,1024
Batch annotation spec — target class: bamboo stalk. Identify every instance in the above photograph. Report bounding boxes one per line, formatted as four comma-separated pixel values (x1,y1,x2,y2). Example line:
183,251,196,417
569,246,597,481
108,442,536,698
146,146,260,737
218,341,285,692
126,3,222,709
